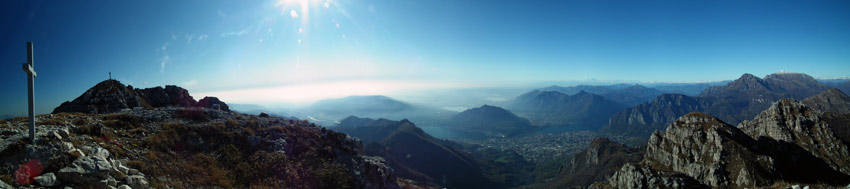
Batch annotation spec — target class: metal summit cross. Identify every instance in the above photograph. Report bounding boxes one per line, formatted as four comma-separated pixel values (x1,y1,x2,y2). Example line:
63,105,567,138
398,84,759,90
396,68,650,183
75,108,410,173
21,42,37,142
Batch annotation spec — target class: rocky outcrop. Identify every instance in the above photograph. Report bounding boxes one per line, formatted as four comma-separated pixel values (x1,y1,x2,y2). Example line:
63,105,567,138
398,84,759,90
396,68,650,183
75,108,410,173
52,80,149,114
136,85,198,108
643,113,774,187
596,100,850,188
545,138,644,188
802,88,850,114
197,96,230,111
53,80,230,114
739,99,850,175
605,163,707,188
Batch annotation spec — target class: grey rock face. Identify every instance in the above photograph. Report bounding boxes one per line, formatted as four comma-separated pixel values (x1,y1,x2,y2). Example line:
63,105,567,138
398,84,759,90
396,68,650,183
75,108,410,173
600,99,850,188
740,99,850,176
607,163,707,189
361,156,401,189
643,113,774,187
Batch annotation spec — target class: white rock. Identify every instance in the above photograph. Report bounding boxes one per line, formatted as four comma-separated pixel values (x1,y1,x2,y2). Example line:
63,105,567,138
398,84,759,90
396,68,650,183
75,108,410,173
92,146,111,158
126,175,149,189
117,185,133,189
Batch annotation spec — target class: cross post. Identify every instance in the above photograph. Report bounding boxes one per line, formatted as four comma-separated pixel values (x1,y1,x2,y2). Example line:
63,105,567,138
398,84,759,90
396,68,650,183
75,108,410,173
21,42,36,142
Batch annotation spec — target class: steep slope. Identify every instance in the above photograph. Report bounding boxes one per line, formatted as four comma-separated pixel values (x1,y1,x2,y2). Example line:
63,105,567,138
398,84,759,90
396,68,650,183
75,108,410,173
542,138,644,188
598,100,850,188
445,105,533,137
601,94,712,137
801,88,850,114
334,117,501,188
53,80,230,114
739,99,850,176
508,90,623,130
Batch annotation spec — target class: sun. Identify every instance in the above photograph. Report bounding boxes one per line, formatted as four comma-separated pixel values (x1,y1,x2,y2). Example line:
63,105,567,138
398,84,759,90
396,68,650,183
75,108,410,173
276,0,329,24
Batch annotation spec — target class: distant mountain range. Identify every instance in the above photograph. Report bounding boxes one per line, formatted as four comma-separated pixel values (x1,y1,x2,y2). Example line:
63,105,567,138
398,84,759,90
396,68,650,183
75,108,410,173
291,95,453,127
443,105,533,137
602,72,836,138
332,117,529,188
508,90,623,130
540,84,664,106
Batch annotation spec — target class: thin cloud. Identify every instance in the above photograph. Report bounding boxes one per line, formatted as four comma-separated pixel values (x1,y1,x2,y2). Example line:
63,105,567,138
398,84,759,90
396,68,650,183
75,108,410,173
220,30,248,37
197,34,208,40
160,55,169,73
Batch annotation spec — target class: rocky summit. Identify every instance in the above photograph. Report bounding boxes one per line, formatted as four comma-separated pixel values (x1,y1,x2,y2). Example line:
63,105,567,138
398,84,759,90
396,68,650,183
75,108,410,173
53,80,231,114
2,81,402,188
593,99,850,188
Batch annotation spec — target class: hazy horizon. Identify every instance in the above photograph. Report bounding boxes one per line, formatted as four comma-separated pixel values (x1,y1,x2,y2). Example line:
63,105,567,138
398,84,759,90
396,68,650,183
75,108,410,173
2,0,849,116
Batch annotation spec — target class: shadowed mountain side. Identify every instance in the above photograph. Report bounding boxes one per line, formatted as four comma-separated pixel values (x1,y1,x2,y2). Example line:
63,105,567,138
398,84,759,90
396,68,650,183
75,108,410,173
332,117,501,188
537,138,644,188
508,90,623,130
801,88,850,114
444,105,533,137
601,94,712,137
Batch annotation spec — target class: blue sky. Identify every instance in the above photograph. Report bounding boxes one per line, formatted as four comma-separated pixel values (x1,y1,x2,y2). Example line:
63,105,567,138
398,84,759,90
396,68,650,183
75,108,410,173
1,0,849,115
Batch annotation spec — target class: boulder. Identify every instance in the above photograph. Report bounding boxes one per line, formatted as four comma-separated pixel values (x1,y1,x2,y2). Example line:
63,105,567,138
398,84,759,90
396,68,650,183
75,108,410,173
126,175,149,189
57,156,113,185
35,172,60,187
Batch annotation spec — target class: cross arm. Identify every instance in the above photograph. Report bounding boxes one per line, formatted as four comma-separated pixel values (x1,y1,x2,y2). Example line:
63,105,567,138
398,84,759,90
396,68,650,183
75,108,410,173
22,63,37,78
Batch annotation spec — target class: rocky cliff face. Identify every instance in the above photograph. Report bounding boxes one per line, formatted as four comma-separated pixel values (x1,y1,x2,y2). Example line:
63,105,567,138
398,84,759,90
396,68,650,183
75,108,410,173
544,138,644,188
53,80,229,114
739,99,850,176
595,99,850,188
601,94,712,137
